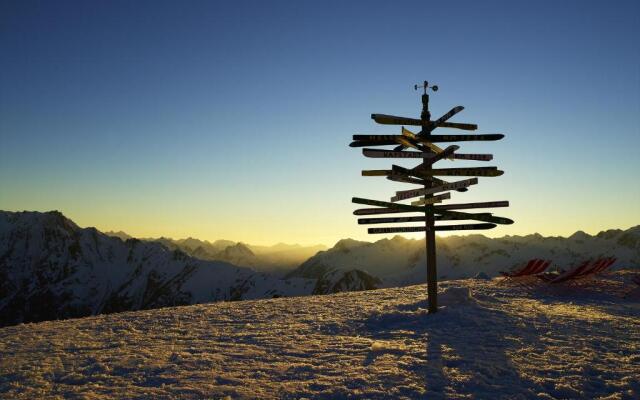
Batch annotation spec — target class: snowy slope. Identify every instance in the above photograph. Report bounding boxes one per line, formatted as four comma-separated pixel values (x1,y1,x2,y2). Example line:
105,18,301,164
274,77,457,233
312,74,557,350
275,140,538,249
0,211,315,327
289,228,640,288
1,274,638,399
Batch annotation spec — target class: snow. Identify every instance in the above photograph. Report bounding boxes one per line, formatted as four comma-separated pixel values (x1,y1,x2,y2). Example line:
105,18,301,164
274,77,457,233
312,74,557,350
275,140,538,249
292,228,640,286
3,211,638,328
0,211,320,326
1,274,639,399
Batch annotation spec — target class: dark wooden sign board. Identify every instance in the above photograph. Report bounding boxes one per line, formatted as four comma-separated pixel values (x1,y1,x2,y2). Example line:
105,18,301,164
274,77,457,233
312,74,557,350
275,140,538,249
350,80,512,313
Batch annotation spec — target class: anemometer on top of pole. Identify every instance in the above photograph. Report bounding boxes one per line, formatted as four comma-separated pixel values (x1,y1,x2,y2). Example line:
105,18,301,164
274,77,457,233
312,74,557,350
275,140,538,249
349,80,513,313
414,80,438,93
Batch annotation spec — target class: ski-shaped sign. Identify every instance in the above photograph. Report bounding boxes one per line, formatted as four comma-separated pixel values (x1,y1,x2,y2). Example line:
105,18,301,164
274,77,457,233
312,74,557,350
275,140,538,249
352,197,424,212
386,173,426,185
452,153,493,161
432,106,464,128
437,209,514,225
417,167,504,177
434,201,509,211
353,207,413,216
362,169,392,177
371,114,424,126
364,132,501,145
369,167,489,180
371,114,479,131
432,121,478,131
411,192,451,206
358,212,493,224
391,178,478,202
420,134,504,142
351,134,429,149
362,149,436,159
349,140,398,147
359,215,427,224
368,226,429,234
368,223,496,234
435,223,497,231
353,134,401,141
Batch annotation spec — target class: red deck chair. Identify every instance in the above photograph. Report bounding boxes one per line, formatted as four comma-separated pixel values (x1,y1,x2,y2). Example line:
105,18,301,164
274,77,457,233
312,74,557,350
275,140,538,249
537,259,588,282
578,258,607,276
547,259,597,284
533,260,552,275
500,259,550,286
501,259,541,278
574,257,616,283
593,257,616,274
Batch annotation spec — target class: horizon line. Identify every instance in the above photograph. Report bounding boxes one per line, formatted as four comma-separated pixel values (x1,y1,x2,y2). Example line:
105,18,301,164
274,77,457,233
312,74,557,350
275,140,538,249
2,209,637,249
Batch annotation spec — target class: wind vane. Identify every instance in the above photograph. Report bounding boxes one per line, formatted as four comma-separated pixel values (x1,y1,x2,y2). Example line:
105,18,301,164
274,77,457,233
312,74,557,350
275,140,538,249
350,80,513,313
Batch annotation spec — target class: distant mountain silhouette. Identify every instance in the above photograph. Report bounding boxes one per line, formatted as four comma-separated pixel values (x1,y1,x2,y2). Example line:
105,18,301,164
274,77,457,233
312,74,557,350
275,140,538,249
287,228,640,287
103,232,327,276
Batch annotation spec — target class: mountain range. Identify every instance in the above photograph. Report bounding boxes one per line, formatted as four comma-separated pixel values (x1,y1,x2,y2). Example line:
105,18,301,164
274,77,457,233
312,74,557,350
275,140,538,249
104,231,326,276
0,211,315,327
1,210,638,327
288,228,640,287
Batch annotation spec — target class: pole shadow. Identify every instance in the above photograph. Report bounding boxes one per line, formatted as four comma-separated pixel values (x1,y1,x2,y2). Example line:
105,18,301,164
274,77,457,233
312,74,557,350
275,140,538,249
359,289,540,398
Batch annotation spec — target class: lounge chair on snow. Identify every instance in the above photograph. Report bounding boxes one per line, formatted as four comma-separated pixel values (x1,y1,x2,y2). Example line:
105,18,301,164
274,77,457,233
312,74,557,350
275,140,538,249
543,257,616,284
499,259,551,285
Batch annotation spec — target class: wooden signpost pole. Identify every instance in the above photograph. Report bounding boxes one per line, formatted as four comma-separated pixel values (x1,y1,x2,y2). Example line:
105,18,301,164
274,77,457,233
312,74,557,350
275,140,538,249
350,79,511,314
419,82,439,313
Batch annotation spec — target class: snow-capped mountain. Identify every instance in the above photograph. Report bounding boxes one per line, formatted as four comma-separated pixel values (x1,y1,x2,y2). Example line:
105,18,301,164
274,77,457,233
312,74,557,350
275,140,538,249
104,233,327,276
288,227,640,288
0,211,375,327
311,268,382,295
0,211,317,327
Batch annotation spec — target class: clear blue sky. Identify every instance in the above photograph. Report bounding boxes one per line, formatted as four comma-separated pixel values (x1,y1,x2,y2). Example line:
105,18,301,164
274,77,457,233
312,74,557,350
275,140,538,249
1,0,639,245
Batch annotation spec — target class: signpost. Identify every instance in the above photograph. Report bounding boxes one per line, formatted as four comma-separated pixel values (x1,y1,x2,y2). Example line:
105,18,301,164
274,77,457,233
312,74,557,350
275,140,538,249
350,80,512,313
363,149,437,159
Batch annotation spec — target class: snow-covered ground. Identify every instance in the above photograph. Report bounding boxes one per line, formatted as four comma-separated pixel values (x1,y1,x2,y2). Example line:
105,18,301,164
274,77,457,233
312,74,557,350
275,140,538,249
1,273,639,399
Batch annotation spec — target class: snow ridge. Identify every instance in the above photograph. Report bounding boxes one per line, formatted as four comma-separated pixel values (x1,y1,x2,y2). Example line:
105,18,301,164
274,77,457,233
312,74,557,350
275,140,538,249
289,229,640,288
